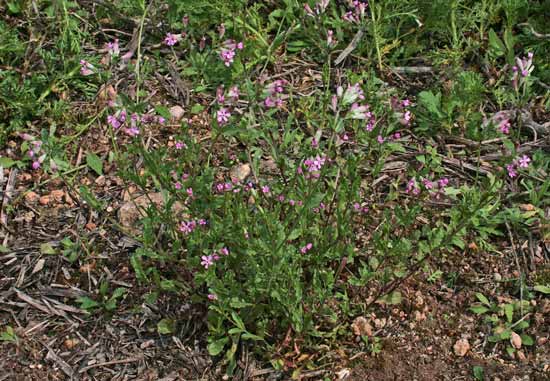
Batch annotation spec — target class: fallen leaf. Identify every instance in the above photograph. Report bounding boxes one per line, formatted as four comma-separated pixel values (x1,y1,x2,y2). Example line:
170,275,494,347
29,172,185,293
229,163,251,183
453,338,470,357
31,259,46,274
170,105,185,121
510,331,522,349
351,316,373,337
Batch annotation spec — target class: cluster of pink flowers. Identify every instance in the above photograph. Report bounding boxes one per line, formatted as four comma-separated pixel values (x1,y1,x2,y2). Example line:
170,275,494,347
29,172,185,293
107,109,165,137
263,80,288,109
106,39,120,57
219,39,244,67
179,218,207,235
342,1,368,24
200,247,230,269
512,52,534,91
304,0,329,16
506,155,531,178
312,202,326,213
300,243,313,254
498,118,511,134
216,85,240,105
406,177,449,196
353,202,369,214
164,32,181,46
20,133,46,170
300,154,327,179
277,194,304,207
79,60,94,76
336,83,364,107
390,97,413,126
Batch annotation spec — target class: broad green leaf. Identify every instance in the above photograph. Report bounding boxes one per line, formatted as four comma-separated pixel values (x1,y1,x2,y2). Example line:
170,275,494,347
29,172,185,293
77,297,99,311
207,338,228,356
503,304,513,323
86,152,103,175
475,292,491,306
520,334,534,346
157,319,175,335
0,157,16,168
533,285,550,294
470,305,489,314
488,29,505,57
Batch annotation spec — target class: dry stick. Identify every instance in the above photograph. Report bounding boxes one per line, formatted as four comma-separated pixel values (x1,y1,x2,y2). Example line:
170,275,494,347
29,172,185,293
334,28,364,65
78,356,143,373
505,220,525,317
0,168,17,229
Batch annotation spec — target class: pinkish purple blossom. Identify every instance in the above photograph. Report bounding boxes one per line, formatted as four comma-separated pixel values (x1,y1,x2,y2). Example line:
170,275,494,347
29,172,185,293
217,108,231,125
201,255,214,269
261,185,270,194
175,141,186,150
164,33,179,46
506,164,517,178
79,60,94,76
518,155,530,168
207,293,218,300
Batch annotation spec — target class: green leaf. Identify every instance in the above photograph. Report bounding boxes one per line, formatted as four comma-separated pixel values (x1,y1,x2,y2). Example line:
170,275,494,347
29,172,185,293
520,334,534,346
207,338,228,356
533,285,550,294
157,319,175,335
488,29,505,57
40,243,57,255
241,332,264,341
504,304,513,323
473,366,484,380
475,292,491,306
111,287,127,299
77,296,100,311
229,298,253,309
190,104,204,114
0,326,17,342
418,90,442,117
0,157,16,168
231,311,245,330
86,152,103,175
155,105,171,120
0,245,9,253
470,305,489,314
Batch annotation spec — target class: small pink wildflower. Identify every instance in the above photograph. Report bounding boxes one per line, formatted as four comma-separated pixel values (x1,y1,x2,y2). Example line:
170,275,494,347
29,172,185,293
220,247,229,256
32,161,41,170
300,243,313,254
217,108,231,125
377,135,385,144
422,178,433,189
207,293,218,300
79,60,94,76
164,33,179,46
106,39,120,56
107,115,120,129
499,119,511,134
228,86,240,101
438,178,449,188
506,164,517,178
518,155,530,168
174,181,182,190
261,185,270,194
186,187,194,197
175,141,186,150
406,178,420,195
201,255,214,269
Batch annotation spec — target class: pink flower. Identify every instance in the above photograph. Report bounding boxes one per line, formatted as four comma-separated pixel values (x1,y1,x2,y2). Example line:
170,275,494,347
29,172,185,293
175,181,182,190
438,178,449,188
506,164,517,178
106,39,120,56
175,141,186,150
499,119,511,134
377,135,385,144
207,293,218,300
107,115,121,129
300,243,313,254
124,127,140,137
164,33,178,46
186,187,194,197
32,161,41,170
201,255,214,269
422,178,433,189
261,185,270,194
220,247,229,256
406,178,420,195
228,86,240,101
518,155,530,168
237,42,244,50
264,97,276,108
217,108,231,125
79,60,94,76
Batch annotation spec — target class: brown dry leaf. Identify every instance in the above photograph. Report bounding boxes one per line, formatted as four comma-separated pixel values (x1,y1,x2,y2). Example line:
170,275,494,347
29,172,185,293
39,195,51,205
170,105,185,121
510,331,522,349
519,203,535,211
516,350,527,363
453,338,470,357
229,163,251,183
351,316,373,337
64,338,79,350
50,189,64,203
25,191,39,204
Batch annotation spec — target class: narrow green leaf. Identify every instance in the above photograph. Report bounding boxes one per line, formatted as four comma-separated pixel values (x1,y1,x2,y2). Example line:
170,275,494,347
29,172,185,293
86,152,103,175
